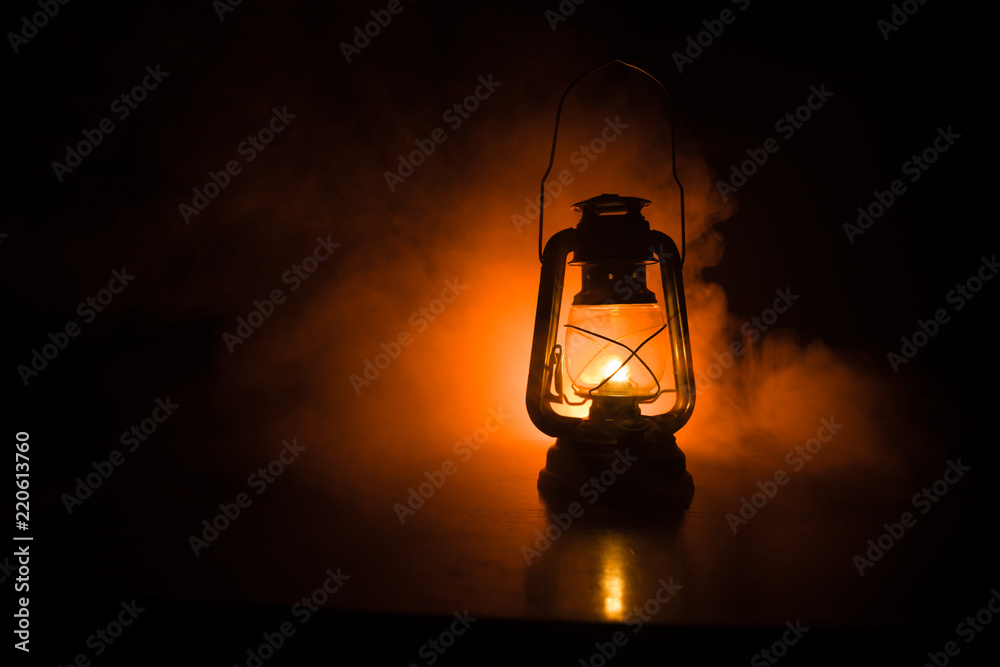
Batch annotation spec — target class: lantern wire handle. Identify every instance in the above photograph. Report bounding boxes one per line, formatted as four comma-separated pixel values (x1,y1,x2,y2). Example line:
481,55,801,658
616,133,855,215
538,59,686,266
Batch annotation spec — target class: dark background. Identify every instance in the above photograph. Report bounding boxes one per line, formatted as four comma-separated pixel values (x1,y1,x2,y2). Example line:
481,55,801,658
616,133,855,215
3,0,996,664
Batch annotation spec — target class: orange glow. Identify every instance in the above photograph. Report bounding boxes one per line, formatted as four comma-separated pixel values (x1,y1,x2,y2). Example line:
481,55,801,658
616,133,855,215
603,573,624,617
598,537,628,620
602,358,631,384
206,65,928,515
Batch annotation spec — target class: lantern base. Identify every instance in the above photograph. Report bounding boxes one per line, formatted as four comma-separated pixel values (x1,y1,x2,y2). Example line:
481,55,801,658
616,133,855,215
537,434,694,509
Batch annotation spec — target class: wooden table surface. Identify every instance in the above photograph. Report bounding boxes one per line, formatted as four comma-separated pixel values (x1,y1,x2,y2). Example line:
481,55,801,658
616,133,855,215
32,423,998,665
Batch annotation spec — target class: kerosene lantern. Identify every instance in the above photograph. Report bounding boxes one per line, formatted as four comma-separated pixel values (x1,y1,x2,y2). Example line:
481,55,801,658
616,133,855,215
525,62,696,508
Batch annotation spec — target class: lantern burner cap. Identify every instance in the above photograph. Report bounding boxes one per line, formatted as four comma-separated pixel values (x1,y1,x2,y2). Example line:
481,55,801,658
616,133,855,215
570,194,653,264
572,194,651,217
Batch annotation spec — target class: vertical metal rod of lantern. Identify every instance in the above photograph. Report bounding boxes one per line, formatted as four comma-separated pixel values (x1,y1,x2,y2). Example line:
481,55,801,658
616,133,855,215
526,60,696,508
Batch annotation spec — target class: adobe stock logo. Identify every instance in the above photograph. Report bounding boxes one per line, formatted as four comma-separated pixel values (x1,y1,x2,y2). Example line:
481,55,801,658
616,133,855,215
407,610,477,667
179,107,296,224
695,287,799,393
726,417,842,534
350,278,467,394
340,0,413,63
521,449,638,566
384,75,501,192
715,84,834,202
578,578,683,666
545,0,587,31
213,0,245,21
750,620,810,666
922,588,1000,667
222,236,340,353
843,126,961,244
393,408,509,524
51,65,170,183
16,267,135,386
852,458,970,576
7,0,71,54
188,439,306,556
510,116,628,234
671,0,751,73
50,599,145,664
887,253,995,373
233,567,349,667
62,396,179,514
877,0,930,40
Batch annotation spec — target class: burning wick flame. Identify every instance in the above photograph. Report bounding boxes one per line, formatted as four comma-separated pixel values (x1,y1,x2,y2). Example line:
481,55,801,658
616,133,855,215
603,358,631,383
